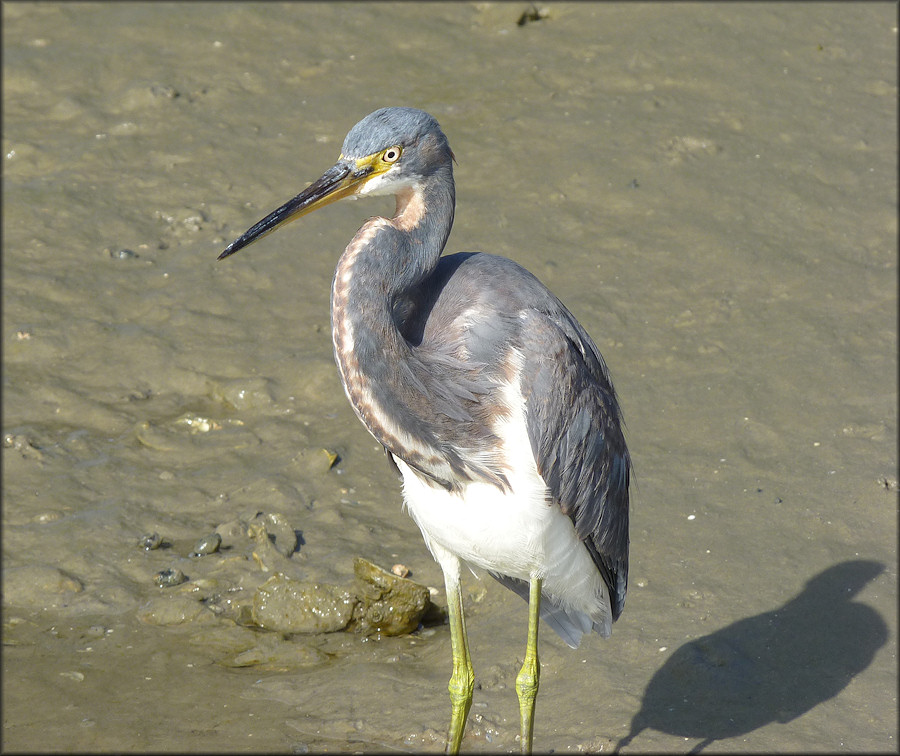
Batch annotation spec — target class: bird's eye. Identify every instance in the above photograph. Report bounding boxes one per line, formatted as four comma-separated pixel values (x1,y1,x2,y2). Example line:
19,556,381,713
382,146,402,163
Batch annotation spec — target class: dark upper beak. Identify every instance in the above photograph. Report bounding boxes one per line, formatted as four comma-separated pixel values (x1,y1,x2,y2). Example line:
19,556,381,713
218,159,373,260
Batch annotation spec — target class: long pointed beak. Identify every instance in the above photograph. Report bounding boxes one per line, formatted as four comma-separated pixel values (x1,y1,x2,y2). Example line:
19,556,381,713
218,160,371,260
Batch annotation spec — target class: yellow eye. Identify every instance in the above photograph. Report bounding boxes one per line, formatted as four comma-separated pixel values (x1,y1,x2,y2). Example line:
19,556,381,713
382,146,402,163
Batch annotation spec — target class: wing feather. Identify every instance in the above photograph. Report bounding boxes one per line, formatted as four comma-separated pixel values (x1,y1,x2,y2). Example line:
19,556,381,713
519,308,631,619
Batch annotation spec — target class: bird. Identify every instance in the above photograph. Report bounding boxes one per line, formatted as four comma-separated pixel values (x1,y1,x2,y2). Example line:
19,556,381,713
218,107,630,754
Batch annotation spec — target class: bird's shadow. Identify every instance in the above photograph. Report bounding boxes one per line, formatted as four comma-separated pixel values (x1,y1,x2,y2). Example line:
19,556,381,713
617,559,888,753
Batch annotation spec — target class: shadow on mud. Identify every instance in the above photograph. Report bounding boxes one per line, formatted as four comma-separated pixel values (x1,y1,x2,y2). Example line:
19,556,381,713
617,559,888,753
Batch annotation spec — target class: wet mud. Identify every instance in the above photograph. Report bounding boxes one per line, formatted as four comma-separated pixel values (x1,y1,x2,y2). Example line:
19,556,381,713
3,3,897,752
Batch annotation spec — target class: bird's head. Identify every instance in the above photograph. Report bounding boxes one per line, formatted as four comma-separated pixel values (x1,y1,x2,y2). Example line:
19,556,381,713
218,107,453,260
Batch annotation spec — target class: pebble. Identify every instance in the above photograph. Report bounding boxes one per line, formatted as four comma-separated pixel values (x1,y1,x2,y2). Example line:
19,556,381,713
189,532,221,558
154,568,187,588
139,532,162,551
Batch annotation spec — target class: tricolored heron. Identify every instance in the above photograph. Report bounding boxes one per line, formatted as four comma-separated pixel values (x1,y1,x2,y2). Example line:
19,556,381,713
219,107,630,753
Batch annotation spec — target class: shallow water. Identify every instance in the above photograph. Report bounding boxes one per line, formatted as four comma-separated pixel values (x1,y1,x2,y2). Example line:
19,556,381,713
2,2,897,752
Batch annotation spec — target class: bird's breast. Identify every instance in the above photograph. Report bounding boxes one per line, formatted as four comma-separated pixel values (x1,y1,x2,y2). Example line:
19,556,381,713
395,370,550,574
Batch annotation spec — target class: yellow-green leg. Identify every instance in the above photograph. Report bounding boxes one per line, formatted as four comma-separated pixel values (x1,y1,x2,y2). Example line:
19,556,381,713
516,578,542,754
444,572,474,755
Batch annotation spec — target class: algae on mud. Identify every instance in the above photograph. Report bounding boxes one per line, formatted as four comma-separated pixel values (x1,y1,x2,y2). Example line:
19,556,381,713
138,510,433,639
251,559,431,636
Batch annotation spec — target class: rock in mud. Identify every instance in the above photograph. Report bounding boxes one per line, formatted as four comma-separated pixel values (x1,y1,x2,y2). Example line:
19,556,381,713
252,573,357,633
351,557,430,637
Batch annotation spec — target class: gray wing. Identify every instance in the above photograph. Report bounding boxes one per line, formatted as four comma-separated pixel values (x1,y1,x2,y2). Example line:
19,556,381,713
401,252,630,623
518,307,631,621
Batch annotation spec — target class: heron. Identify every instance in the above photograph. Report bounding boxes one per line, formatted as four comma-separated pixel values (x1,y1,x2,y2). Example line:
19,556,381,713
218,107,630,753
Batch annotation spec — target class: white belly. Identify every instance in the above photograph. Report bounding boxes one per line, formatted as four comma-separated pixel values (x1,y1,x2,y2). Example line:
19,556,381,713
392,380,609,625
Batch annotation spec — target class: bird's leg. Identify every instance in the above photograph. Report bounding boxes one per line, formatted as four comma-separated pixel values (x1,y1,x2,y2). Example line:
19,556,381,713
516,577,542,754
444,572,474,755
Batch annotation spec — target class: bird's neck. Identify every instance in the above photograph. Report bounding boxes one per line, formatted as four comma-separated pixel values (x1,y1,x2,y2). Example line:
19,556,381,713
330,170,455,455
390,186,446,275
385,171,455,296
332,169,454,323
